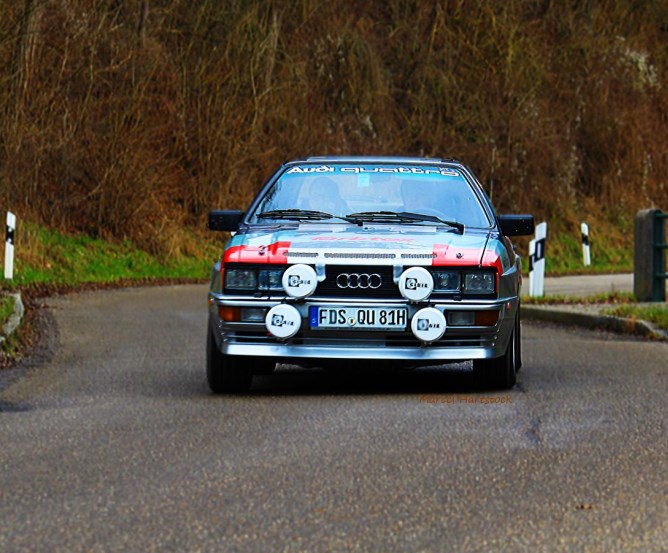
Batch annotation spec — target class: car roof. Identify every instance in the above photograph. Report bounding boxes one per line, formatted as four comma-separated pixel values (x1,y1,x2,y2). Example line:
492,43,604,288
299,155,463,165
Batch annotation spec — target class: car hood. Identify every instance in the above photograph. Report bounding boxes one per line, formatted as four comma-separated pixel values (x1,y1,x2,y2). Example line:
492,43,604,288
223,225,510,272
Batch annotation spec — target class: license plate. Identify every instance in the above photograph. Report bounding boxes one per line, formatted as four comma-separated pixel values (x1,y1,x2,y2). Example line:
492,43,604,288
309,306,407,331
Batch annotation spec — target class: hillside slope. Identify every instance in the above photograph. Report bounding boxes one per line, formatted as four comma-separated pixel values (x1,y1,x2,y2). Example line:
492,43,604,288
0,1,666,262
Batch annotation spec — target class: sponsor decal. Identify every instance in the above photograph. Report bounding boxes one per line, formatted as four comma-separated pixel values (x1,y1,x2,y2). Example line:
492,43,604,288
310,236,417,243
410,307,446,342
265,304,302,338
282,264,318,298
399,267,434,302
340,166,460,177
286,165,335,174
416,318,430,331
288,274,310,287
405,277,429,291
285,165,460,177
271,314,292,327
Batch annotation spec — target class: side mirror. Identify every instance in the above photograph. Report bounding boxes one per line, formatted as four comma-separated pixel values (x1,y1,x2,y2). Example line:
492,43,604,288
208,210,244,231
498,214,535,236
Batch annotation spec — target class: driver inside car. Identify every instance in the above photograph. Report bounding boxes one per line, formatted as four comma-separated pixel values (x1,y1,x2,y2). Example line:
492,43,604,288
303,177,349,215
400,179,446,216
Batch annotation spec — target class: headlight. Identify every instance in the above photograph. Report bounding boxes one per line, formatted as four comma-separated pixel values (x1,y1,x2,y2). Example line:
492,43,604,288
224,267,285,291
432,271,461,292
463,271,495,294
258,269,284,291
225,269,257,289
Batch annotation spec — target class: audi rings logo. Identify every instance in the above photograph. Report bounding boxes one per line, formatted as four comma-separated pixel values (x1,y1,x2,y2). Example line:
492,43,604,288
336,272,382,289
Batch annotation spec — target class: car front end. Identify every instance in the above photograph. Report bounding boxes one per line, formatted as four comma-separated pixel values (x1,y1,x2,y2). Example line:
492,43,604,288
206,157,534,392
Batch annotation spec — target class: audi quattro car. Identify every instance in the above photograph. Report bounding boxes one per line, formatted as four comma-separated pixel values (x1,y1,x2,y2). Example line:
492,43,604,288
207,156,534,393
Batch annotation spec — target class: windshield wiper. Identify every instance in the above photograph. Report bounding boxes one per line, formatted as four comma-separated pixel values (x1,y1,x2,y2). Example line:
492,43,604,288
346,211,464,233
396,211,465,233
257,209,359,224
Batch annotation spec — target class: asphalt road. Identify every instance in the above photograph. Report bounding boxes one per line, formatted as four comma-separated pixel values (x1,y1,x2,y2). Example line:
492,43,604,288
1,284,667,552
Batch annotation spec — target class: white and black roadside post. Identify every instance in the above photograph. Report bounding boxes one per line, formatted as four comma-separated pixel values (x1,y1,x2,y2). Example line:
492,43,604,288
529,222,547,297
4,211,15,280
528,238,536,294
581,222,591,267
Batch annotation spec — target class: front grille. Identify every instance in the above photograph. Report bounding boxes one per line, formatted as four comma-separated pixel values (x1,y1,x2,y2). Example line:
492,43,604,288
323,252,397,260
314,265,401,298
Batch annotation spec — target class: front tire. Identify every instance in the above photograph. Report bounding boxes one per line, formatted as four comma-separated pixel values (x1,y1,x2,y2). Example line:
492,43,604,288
206,328,253,394
515,305,523,372
472,318,518,390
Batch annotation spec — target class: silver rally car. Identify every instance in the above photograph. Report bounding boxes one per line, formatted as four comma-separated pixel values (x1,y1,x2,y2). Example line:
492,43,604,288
207,156,534,392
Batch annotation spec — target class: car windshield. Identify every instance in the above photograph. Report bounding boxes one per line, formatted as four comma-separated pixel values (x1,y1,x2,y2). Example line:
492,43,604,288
248,163,491,228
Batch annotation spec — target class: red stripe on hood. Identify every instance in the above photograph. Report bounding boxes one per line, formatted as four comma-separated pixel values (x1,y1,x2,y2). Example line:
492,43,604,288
223,241,291,264
481,249,503,273
432,244,482,267
432,244,502,272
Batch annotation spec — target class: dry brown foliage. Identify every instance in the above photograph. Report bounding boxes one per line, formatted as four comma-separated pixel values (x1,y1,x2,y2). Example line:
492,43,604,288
1,0,666,254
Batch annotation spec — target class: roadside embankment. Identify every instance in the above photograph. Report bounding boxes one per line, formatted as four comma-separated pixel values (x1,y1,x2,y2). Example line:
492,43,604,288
0,292,24,347
521,273,668,341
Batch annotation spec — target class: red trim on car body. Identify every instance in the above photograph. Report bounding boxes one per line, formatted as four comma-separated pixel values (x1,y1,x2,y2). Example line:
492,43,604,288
431,244,501,270
223,241,292,264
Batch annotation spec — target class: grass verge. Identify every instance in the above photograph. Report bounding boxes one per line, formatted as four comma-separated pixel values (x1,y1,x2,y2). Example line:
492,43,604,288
1,222,223,290
517,211,634,276
0,294,14,324
603,304,668,332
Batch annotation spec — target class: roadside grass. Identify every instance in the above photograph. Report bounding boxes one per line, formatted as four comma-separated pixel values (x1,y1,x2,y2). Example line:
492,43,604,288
542,235,632,276
517,212,633,276
603,304,668,332
0,222,224,290
519,242,633,276
0,294,14,323
0,333,19,363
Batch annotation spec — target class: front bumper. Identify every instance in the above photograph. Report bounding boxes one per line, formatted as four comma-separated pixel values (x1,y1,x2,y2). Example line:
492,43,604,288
208,293,518,362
